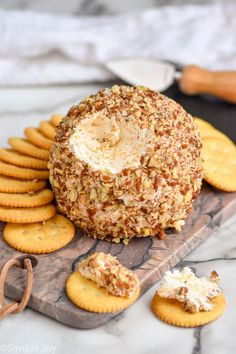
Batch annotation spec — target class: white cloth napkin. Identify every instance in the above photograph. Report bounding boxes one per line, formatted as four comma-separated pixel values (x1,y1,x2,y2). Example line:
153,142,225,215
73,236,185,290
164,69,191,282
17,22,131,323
0,2,236,86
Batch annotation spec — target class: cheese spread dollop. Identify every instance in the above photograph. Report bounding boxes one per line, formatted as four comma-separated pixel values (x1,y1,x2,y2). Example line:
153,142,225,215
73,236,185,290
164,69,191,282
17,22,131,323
78,252,139,297
158,267,221,313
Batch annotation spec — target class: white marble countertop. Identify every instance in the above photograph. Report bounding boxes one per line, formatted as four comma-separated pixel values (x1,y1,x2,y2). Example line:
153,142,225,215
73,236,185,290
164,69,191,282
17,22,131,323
0,84,236,354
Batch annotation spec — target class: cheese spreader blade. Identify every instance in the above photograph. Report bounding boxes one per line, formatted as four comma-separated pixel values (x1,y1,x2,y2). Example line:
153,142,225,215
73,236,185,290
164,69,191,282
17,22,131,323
105,58,236,104
105,58,181,92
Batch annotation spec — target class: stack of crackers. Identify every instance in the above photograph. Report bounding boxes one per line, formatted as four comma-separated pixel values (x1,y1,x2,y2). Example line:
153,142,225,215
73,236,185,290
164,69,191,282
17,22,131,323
194,117,236,192
0,113,76,254
0,114,63,223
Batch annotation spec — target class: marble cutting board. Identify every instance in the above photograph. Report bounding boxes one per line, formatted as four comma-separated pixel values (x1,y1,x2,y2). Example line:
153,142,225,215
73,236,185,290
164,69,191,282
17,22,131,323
0,183,236,329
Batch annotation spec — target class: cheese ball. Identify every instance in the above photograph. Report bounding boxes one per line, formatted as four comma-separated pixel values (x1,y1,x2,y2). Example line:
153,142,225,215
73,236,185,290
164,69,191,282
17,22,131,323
49,86,203,243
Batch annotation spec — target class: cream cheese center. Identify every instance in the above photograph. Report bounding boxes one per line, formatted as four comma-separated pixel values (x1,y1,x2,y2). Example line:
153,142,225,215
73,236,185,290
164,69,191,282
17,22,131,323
69,112,153,174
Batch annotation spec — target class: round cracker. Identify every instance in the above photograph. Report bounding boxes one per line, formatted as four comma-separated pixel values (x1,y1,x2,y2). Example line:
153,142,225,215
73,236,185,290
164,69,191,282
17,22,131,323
0,204,56,223
24,128,53,150
39,120,56,140
0,160,49,180
0,189,54,207
8,137,49,160
200,127,235,146
194,116,214,130
0,176,46,194
3,214,74,254
202,137,236,192
50,114,63,127
66,271,140,313
151,293,226,327
0,148,48,170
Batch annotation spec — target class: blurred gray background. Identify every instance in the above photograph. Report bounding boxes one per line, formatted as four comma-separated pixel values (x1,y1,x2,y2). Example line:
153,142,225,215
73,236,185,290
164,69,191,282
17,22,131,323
0,0,227,15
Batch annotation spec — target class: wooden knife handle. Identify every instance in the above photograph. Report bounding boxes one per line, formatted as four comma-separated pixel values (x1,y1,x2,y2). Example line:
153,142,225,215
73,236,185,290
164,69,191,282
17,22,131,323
179,65,236,104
